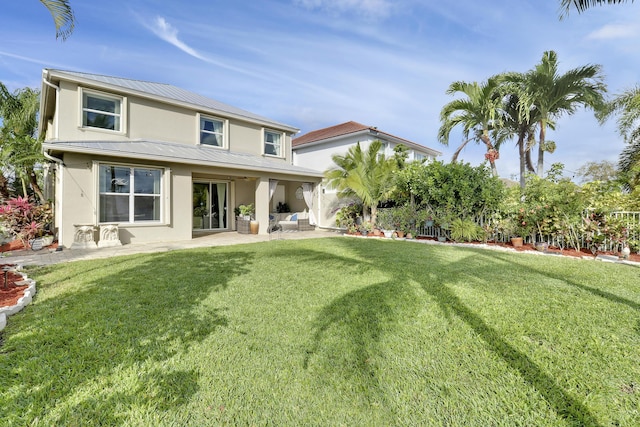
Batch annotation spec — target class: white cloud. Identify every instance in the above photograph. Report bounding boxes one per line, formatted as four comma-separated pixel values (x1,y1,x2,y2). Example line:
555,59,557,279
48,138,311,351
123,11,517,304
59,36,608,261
587,23,640,40
149,16,207,61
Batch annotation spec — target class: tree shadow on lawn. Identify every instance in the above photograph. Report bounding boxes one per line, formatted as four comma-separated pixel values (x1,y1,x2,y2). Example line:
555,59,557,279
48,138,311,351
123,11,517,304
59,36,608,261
489,251,640,312
308,239,603,426
259,242,419,411
0,248,252,424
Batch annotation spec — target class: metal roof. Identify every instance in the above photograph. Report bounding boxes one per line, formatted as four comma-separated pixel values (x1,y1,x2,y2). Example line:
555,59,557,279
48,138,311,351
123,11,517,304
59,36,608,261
44,139,324,178
44,69,298,133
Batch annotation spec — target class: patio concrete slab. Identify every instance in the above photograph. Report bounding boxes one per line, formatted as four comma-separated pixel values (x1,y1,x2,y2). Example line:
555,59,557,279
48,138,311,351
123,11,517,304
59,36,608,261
1,229,339,267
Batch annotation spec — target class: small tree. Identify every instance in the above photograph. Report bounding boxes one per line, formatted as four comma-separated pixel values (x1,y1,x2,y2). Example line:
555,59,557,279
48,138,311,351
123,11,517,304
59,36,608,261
324,141,396,226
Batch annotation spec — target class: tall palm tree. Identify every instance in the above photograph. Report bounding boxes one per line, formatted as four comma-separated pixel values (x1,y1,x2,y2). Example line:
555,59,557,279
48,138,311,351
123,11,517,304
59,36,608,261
599,86,640,189
560,0,633,16
493,92,539,189
509,51,606,176
438,76,504,177
324,140,396,226
40,0,75,40
0,83,46,201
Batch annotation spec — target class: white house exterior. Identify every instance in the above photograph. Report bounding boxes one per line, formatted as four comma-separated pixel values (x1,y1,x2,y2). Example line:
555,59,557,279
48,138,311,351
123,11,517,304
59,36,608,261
292,121,441,228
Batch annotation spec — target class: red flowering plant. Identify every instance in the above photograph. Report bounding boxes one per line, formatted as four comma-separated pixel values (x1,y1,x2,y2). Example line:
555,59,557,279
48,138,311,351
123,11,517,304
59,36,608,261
0,196,53,248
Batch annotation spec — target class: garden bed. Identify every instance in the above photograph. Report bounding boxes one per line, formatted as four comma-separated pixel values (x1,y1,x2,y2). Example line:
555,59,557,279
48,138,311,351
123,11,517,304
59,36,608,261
0,266,27,308
414,236,640,262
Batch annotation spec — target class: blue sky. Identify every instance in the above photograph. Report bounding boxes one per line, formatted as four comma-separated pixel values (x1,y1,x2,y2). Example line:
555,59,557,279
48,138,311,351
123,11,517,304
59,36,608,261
2,0,640,180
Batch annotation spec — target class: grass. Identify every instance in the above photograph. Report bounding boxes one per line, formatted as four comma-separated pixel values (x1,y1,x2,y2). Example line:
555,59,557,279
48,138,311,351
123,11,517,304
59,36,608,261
0,237,639,426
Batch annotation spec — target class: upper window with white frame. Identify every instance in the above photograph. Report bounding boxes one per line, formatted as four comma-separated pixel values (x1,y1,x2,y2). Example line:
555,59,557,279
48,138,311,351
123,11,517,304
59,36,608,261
82,90,123,132
99,164,162,223
264,130,283,157
200,116,225,147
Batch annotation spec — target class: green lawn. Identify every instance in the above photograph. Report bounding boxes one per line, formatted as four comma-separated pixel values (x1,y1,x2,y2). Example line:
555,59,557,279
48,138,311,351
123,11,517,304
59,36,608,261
1,238,639,426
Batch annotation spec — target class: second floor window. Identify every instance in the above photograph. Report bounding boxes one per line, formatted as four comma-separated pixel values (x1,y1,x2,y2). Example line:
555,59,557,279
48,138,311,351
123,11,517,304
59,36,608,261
200,116,224,147
264,130,282,157
82,92,122,131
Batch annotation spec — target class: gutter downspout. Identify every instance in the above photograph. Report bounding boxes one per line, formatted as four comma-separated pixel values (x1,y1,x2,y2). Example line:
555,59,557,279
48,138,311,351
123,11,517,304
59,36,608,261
43,151,64,247
42,70,63,246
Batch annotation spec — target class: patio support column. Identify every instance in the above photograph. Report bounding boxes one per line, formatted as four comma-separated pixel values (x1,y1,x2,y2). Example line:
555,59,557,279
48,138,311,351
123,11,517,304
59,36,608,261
255,177,270,235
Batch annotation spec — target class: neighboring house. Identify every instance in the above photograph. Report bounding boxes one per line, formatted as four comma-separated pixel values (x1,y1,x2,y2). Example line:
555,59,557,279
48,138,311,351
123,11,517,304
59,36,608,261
292,121,441,228
38,69,323,247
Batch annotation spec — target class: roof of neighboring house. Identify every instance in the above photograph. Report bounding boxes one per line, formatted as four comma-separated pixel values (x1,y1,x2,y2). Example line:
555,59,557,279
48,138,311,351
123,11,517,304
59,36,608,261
292,121,441,156
40,69,298,133
43,139,324,178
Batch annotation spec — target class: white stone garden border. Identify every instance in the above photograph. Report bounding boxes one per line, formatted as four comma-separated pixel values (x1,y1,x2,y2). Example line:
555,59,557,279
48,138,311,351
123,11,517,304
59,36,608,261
0,267,36,332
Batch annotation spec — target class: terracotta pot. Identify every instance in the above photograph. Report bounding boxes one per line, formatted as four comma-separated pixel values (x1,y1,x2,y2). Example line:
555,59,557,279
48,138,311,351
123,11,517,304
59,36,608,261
511,237,524,248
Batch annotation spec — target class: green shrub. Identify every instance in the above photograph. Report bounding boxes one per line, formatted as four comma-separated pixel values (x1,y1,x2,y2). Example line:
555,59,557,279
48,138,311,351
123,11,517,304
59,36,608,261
450,218,483,242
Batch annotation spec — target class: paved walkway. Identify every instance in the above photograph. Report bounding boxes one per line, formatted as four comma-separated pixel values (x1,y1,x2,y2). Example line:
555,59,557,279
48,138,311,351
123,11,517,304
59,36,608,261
0,229,340,267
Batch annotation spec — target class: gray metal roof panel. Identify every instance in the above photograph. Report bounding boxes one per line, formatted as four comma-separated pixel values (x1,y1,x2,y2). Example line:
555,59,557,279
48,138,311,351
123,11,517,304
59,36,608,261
46,69,298,132
43,139,324,177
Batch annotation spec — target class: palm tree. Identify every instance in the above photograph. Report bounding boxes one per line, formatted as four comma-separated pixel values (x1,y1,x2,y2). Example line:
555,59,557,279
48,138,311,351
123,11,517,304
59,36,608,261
40,0,75,40
324,141,396,226
0,83,46,201
493,92,539,189
599,86,640,189
508,51,606,176
438,76,503,177
560,0,633,16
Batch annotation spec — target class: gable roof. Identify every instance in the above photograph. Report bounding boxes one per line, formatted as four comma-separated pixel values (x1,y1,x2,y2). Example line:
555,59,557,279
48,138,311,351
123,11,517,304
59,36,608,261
292,121,370,146
40,69,298,133
292,121,441,156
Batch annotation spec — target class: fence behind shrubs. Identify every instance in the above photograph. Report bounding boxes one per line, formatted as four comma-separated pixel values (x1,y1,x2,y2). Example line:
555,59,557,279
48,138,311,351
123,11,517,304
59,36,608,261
412,210,640,253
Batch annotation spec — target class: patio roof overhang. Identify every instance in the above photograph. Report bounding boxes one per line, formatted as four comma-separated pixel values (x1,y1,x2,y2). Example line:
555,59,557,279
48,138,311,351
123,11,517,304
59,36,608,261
43,139,324,179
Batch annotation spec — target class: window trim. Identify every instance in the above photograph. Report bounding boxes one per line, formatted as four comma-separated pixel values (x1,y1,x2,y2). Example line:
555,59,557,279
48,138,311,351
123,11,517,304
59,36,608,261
96,161,167,225
198,113,228,149
263,128,284,158
79,88,126,134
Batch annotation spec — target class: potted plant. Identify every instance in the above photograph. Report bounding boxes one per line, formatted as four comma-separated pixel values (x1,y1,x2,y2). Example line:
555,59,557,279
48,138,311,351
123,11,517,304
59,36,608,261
376,209,395,238
360,221,373,236
276,202,290,213
238,204,254,220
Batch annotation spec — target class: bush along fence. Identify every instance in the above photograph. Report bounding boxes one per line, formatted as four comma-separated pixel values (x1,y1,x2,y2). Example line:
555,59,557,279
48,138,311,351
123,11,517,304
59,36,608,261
375,207,640,254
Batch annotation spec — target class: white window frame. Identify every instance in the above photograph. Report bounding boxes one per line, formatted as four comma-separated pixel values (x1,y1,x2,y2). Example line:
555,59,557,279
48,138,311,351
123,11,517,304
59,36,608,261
96,162,167,225
80,88,126,134
198,114,228,148
263,129,284,158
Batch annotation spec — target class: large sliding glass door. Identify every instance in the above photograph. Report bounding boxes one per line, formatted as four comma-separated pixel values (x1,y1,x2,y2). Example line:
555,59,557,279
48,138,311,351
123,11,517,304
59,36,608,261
193,182,228,230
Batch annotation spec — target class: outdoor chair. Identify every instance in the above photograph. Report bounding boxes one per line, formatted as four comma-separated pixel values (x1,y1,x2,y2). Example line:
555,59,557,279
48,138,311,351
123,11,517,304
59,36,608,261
268,214,282,240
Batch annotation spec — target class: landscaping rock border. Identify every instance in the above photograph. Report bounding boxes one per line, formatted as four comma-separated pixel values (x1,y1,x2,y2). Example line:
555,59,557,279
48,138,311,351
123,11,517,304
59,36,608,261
0,267,36,332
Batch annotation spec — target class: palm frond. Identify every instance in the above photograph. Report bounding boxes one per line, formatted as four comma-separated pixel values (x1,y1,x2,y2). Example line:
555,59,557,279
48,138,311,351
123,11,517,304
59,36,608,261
40,0,76,40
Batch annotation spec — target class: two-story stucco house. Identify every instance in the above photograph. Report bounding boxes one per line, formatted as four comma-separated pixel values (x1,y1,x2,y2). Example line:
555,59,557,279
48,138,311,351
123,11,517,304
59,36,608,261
38,69,323,247
292,121,441,228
